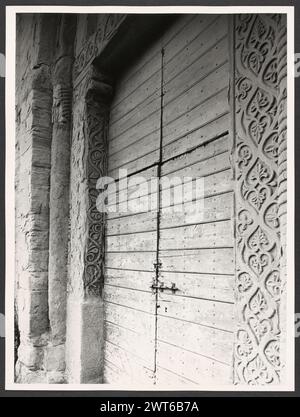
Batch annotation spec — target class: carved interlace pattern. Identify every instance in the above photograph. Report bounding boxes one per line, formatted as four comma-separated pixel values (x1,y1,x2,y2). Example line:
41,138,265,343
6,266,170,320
83,97,109,297
233,15,284,385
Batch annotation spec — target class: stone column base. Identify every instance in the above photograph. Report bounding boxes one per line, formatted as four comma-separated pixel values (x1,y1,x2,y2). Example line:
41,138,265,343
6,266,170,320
66,297,104,384
15,339,67,384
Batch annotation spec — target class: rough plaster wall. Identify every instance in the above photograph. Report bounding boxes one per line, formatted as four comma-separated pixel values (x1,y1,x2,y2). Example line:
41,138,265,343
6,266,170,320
15,14,57,383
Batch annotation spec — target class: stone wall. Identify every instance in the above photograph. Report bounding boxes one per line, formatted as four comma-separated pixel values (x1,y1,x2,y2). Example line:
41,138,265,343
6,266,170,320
15,12,125,384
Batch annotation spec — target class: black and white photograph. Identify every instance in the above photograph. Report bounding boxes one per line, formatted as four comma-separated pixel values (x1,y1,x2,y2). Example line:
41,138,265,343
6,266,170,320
3,5,295,391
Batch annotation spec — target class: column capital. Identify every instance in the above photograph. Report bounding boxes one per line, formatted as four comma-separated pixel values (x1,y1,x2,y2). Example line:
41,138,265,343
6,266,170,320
74,65,113,107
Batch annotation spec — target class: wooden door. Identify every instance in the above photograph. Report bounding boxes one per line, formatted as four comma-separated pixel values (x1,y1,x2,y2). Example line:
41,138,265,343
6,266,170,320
103,14,234,386
155,14,234,386
103,27,163,385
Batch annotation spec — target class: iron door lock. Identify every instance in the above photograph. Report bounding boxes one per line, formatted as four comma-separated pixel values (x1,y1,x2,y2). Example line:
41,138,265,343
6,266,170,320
151,281,179,293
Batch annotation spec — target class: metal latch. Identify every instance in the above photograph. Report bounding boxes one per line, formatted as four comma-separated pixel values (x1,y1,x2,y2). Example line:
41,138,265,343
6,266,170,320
151,282,179,293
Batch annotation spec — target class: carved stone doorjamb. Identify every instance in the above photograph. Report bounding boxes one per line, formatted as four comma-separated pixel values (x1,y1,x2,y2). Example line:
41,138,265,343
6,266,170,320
276,14,287,384
230,14,287,385
66,66,113,383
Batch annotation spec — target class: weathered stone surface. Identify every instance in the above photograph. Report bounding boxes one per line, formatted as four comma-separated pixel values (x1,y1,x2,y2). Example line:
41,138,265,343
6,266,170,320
67,95,89,300
65,64,112,383
80,300,104,383
65,297,82,383
17,289,49,338
15,13,121,384
48,15,76,354
15,360,47,384
65,298,104,383
25,230,49,251
47,371,66,384
18,271,48,292
26,249,49,273
46,344,65,372
17,342,44,370
15,13,56,384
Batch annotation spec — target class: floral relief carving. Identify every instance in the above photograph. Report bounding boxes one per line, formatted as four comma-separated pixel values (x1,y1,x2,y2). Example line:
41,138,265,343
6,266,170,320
249,289,271,318
236,15,276,79
240,157,276,212
233,14,282,385
264,203,280,229
264,340,281,369
263,58,278,88
236,330,254,358
237,272,253,293
265,271,281,300
250,317,271,341
237,210,253,235
263,132,279,161
243,355,274,385
237,143,252,169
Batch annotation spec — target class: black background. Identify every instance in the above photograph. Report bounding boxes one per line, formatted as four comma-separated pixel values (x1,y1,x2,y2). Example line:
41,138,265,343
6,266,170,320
0,0,299,400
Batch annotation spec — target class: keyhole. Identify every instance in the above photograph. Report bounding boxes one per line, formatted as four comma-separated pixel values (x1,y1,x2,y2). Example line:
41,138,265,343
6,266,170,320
165,307,168,313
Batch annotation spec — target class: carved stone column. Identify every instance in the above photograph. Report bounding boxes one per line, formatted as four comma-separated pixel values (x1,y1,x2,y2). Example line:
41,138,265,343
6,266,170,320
232,14,285,385
47,15,76,383
15,14,57,383
66,67,113,383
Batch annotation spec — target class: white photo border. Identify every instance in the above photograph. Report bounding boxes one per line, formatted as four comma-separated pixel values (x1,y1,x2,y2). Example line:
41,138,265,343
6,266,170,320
5,5,295,392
